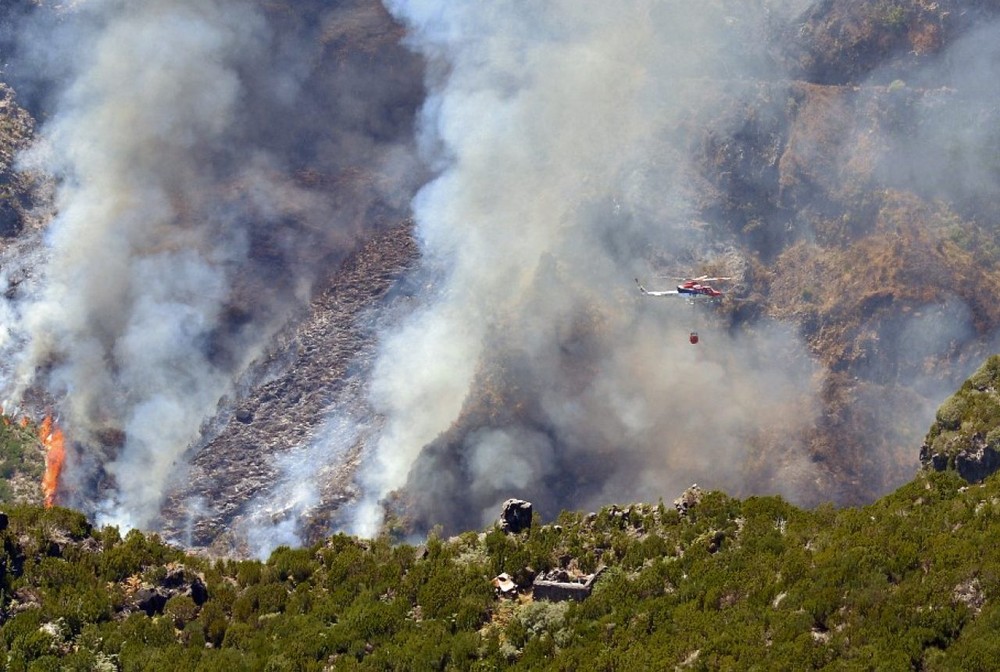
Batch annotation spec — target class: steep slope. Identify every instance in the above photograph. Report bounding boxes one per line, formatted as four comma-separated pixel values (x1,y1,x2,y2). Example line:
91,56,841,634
0,0,427,538
389,66,1000,533
1,0,1000,548
160,224,419,553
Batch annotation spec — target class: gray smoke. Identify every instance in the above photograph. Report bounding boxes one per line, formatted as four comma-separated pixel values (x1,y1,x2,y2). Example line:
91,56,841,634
839,17,1000,493
351,0,823,535
876,18,1000,214
8,0,998,545
3,0,421,530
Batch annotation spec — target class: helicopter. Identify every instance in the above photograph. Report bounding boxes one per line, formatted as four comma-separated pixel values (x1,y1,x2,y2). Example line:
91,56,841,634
634,275,734,344
634,275,733,300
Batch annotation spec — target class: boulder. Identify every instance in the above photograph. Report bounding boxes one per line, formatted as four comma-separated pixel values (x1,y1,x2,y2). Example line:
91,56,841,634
919,443,949,472
126,565,209,616
674,484,703,516
499,499,532,534
956,444,1000,484
161,565,210,605
491,573,517,597
133,587,169,616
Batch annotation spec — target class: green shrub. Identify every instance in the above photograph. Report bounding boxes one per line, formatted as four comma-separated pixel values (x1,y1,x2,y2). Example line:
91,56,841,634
966,356,1000,392
267,546,316,584
164,594,198,629
936,396,964,431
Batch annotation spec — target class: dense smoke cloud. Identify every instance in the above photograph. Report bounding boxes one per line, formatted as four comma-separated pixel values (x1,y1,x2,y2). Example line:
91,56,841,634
351,0,823,535
2,0,421,530
7,0,997,547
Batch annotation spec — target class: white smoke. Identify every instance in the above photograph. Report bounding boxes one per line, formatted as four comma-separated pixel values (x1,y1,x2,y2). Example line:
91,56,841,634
8,1,270,529
353,0,822,535
16,0,996,546
4,0,421,531
241,411,368,558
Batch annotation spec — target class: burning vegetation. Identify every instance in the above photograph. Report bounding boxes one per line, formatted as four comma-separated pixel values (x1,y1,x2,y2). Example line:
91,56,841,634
39,416,64,508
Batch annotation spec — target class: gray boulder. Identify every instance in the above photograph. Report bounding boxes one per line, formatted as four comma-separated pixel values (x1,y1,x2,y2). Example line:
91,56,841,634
499,499,533,534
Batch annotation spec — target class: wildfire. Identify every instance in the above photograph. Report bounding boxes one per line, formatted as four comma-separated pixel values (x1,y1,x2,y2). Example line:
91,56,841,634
39,416,66,508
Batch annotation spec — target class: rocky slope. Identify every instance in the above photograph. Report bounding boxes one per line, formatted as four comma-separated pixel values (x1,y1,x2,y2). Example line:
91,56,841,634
160,223,419,553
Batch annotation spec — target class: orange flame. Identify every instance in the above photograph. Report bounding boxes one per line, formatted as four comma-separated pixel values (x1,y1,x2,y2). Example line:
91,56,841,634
39,416,66,508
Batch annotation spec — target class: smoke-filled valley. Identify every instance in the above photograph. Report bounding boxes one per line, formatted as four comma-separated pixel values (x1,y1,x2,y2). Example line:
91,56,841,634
1,0,1000,555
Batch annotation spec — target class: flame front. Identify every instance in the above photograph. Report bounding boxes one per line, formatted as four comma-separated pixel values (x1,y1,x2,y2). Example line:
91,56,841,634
40,417,66,508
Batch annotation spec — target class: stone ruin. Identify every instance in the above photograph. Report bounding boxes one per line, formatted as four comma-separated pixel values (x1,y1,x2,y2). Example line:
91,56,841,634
532,567,606,602
492,497,609,602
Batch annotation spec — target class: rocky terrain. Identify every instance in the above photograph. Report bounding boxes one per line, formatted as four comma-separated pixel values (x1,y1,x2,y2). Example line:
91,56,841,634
160,223,419,553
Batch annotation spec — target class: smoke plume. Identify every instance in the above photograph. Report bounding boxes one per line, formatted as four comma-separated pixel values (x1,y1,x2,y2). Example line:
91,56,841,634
3,0,421,530
353,0,823,535
7,0,999,545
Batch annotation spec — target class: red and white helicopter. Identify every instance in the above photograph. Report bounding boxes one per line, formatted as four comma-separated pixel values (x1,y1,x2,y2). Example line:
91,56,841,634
634,275,733,344
634,275,733,300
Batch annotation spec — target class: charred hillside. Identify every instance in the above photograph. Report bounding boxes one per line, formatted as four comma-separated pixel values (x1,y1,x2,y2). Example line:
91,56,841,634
0,0,999,548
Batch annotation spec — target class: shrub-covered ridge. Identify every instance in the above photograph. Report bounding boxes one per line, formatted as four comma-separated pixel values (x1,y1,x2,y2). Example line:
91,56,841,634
921,355,1000,482
0,468,999,670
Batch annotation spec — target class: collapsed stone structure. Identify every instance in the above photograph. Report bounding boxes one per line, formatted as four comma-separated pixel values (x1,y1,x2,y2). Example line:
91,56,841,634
532,567,606,602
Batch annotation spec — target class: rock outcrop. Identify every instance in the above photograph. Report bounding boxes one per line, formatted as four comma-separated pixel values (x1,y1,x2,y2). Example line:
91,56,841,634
674,485,703,516
920,356,1000,485
499,499,533,535
125,565,208,617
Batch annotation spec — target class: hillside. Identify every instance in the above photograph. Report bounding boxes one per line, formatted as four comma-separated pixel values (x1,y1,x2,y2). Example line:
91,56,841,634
0,1,998,666
0,358,997,668
0,463,997,669
920,355,1000,482
0,416,45,506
